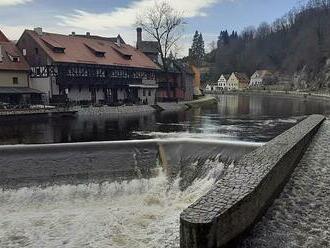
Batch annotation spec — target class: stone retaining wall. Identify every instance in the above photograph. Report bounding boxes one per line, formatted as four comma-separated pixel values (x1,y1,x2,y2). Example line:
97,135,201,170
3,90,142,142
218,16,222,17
180,115,326,248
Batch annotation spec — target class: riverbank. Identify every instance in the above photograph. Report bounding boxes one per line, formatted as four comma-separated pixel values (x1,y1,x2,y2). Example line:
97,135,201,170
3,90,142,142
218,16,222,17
0,108,77,118
208,89,330,102
72,96,217,116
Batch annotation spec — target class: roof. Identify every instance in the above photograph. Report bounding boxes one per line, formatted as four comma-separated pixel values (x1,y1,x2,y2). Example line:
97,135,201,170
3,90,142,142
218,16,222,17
0,87,43,94
223,74,231,80
75,34,126,44
137,41,159,54
0,31,30,71
233,72,249,84
254,70,273,78
24,30,159,70
0,30,10,42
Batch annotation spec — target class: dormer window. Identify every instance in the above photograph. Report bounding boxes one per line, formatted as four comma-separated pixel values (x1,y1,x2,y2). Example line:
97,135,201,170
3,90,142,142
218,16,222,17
7,52,20,62
113,46,132,60
85,43,105,57
41,37,65,54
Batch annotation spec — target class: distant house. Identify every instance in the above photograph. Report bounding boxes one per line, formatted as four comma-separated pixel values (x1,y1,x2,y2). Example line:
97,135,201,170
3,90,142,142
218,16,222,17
217,74,230,90
250,70,273,87
0,30,43,105
17,28,159,105
227,72,249,90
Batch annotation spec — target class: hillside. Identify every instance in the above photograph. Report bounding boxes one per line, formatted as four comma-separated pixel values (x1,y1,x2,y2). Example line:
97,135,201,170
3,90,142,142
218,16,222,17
208,0,330,90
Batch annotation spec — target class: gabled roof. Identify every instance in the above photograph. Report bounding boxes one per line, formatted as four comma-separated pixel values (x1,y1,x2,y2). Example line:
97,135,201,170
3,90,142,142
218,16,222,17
219,74,230,80
75,34,126,45
137,41,159,54
233,72,249,84
254,70,272,78
23,30,159,70
0,30,29,71
0,30,10,42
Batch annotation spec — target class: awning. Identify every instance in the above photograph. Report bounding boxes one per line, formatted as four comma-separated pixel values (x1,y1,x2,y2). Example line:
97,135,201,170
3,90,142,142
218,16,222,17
0,87,44,94
129,84,158,89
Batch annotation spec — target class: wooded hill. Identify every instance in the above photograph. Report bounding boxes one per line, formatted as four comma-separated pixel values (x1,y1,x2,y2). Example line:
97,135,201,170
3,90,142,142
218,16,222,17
207,0,330,89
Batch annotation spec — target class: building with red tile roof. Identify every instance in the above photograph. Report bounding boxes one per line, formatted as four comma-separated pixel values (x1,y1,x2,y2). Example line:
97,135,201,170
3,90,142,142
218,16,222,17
17,28,160,105
0,30,43,105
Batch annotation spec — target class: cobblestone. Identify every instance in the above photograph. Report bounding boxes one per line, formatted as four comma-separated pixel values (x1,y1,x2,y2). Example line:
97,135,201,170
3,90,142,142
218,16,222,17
238,120,330,248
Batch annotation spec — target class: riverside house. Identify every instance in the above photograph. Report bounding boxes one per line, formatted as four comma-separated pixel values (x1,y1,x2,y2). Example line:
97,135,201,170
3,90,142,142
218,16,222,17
217,74,231,91
227,72,249,90
136,27,195,101
250,70,273,87
16,28,160,105
0,30,43,106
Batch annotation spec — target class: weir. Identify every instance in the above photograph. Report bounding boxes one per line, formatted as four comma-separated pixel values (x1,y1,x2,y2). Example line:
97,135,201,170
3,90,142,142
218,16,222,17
180,114,326,248
0,138,261,189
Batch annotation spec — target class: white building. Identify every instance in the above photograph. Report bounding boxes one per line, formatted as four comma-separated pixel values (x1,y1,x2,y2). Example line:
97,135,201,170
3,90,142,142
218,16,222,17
250,70,273,87
216,74,231,90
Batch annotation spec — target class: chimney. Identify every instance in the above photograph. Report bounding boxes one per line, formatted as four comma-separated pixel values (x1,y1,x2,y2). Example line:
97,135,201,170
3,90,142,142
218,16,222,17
116,35,121,47
136,27,142,47
34,27,43,36
86,32,91,37
0,45,3,62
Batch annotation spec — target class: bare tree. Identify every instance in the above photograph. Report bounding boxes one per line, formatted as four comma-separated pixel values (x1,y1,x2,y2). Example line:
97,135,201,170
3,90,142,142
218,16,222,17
136,1,185,72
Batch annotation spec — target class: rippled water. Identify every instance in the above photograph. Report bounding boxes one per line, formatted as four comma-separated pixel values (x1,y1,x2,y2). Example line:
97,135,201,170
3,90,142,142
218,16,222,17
0,160,224,248
0,94,329,144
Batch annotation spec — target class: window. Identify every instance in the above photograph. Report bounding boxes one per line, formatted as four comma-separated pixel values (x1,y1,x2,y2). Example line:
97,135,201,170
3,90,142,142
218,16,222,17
143,89,146,96
13,77,18,85
22,49,27,56
35,48,39,55
148,90,151,96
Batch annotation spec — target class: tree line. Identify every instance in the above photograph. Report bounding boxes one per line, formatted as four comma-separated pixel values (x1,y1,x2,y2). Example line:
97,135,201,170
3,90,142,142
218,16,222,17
205,0,330,88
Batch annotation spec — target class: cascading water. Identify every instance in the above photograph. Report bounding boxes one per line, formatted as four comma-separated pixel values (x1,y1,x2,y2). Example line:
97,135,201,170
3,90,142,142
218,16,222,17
0,158,226,248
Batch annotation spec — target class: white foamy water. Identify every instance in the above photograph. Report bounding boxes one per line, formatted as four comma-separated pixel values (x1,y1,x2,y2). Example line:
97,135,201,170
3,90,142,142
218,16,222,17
0,160,224,248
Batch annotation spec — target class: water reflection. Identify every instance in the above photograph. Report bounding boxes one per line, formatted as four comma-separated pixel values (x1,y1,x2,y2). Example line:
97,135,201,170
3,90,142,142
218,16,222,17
0,94,329,145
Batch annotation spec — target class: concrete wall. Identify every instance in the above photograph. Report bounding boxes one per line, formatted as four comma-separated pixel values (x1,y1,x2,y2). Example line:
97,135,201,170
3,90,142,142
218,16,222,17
180,114,326,248
0,71,29,87
0,139,260,189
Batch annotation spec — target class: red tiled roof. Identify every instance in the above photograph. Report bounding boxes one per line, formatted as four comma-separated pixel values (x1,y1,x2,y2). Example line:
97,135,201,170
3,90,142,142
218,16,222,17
0,30,29,71
0,30,10,42
25,30,160,70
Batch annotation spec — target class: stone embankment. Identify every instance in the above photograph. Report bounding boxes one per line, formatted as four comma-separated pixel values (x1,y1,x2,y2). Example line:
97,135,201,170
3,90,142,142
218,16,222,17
72,96,217,116
209,89,330,102
0,108,77,117
72,105,156,117
180,114,325,248
238,120,330,248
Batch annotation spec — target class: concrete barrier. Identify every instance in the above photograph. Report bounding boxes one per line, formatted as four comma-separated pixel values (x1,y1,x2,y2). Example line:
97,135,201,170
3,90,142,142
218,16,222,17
0,139,260,189
180,114,326,248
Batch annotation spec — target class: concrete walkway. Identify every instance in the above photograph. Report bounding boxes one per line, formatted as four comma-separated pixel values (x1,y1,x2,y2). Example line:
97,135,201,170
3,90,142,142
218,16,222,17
238,120,330,248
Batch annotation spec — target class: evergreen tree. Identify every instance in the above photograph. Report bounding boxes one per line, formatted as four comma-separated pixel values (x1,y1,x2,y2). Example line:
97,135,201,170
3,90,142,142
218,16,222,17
190,30,205,66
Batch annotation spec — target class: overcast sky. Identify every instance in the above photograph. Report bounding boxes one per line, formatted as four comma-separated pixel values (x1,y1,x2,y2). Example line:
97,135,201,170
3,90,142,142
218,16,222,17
0,0,305,56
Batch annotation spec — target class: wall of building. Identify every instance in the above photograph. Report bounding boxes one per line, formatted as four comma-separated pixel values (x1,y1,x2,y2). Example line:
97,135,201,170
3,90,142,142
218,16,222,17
0,70,29,87
17,31,51,66
68,86,91,102
180,115,326,248
138,88,156,105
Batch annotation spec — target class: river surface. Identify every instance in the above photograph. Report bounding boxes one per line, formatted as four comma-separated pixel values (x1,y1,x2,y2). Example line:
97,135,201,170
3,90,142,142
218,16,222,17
0,94,329,145
0,94,329,248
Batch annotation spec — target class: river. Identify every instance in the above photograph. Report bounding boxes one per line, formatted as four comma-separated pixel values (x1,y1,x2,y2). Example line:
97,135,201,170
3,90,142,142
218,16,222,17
0,94,329,248
0,94,329,145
